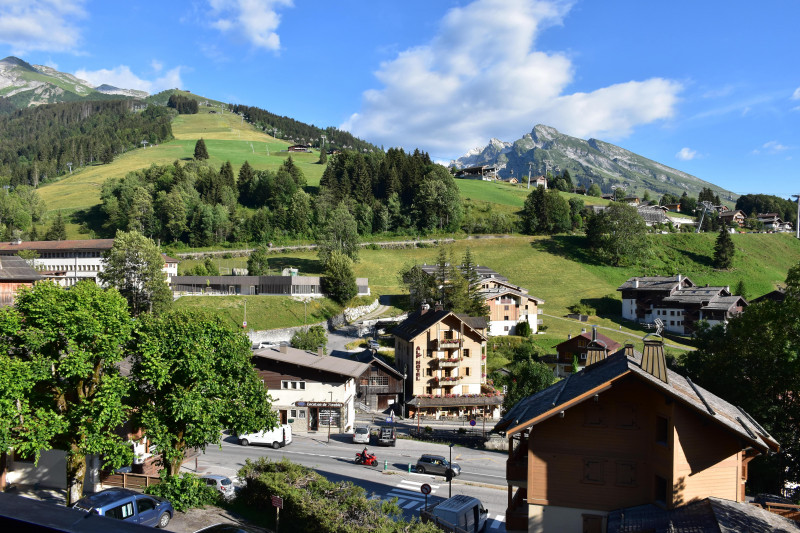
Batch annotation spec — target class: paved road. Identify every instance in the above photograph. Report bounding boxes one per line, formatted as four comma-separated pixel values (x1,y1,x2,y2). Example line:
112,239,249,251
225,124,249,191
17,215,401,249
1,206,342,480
188,432,508,531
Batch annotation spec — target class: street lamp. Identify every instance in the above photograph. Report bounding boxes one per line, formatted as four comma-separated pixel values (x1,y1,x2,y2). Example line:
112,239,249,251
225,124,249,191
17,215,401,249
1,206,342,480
402,364,408,419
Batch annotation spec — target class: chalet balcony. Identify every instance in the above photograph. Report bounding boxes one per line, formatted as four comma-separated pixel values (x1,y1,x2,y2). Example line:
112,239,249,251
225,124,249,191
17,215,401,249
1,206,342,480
437,357,462,368
506,457,528,484
435,338,462,349
435,375,462,384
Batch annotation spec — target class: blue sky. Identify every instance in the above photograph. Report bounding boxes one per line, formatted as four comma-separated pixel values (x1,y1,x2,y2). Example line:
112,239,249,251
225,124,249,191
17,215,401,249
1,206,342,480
1,0,798,199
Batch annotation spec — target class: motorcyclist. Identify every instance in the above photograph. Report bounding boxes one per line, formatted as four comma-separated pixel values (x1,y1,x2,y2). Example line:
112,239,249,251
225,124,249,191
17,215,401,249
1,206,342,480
361,447,369,463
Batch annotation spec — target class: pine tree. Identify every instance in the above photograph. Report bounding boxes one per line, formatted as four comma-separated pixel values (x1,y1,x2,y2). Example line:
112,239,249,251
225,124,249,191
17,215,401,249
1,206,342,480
194,138,209,160
45,212,67,241
713,224,735,270
318,148,328,165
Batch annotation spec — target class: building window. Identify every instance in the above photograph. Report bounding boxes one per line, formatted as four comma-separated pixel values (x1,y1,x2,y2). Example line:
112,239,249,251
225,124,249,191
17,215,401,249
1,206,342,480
504,305,509,311
426,386,432,394
443,330,454,340
670,310,675,316
369,376,389,386
504,326,509,331
463,349,470,358
654,475,668,504
582,458,605,484
426,368,433,377
290,409,297,418
615,461,637,487
465,367,470,376
656,415,669,445
580,353,587,360
298,410,306,419
281,380,306,390
504,315,509,321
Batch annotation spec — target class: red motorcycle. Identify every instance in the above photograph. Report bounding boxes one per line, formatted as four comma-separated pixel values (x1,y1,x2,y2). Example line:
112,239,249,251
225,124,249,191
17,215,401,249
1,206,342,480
355,452,378,467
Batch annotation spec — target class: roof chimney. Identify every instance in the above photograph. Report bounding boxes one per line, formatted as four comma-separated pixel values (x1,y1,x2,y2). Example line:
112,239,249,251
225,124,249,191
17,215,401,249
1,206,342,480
634,278,639,288
676,274,682,284
641,339,668,383
585,327,608,367
567,333,572,340
624,343,635,358
317,345,325,357
434,301,444,312
280,343,288,354
420,302,430,315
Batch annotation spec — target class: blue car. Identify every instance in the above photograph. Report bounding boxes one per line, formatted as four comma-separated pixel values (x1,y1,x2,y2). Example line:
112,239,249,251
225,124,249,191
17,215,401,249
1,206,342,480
72,488,174,528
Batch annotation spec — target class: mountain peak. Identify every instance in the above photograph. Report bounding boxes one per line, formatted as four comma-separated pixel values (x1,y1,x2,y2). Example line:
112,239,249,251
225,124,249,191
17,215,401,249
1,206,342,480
0,56,38,73
452,125,735,201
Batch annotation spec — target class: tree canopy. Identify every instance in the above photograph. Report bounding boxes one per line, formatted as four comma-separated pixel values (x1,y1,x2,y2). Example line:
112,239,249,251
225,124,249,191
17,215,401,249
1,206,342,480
586,202,649,266
321,251,357,304
194,138,209,160
317,203,360,264
247,245,270,275
130,310,276,475
0,281,134,505
98,230,172,316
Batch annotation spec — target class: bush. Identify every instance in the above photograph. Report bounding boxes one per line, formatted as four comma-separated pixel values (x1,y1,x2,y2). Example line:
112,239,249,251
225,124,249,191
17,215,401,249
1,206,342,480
516,321,532,337
569,302,595,316
144,472,219,512
424,426,433,434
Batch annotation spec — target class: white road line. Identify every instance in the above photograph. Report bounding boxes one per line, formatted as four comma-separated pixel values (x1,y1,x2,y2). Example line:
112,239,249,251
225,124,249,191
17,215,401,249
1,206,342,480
402,500,420,509
398,480,440,490
387,491,425,501
490,515,506,528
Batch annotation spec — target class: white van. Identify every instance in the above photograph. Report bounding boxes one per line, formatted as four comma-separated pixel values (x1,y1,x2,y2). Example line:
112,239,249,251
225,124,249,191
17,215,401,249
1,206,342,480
238,424,292,449
425,495,488,533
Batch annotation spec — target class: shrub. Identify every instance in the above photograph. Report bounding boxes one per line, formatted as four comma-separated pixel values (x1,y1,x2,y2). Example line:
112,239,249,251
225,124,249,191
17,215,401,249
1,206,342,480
424,426,433,434
569,302,595,316
516,321,532,337
457,427,467,434
144,472,219,512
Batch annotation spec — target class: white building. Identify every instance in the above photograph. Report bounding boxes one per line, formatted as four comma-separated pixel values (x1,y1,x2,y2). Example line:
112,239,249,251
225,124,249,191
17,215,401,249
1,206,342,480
0,239,178,287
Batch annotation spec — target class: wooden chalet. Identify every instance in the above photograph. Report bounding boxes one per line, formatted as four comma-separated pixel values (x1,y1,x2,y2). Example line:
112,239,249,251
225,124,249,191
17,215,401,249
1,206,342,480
494,339,780,533
718,209,746,228
455,165,498,180
0,255,42,306
548,327,622,377
353,350,405,413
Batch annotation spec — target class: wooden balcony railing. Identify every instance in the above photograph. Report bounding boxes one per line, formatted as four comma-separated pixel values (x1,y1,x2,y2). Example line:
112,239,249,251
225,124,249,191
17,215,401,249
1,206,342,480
436,338,462,349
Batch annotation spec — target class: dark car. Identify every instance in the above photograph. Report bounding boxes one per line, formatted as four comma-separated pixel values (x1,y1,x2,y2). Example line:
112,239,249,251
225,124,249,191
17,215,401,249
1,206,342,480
416,454,461,477
377,426,396,446
72,488,173,528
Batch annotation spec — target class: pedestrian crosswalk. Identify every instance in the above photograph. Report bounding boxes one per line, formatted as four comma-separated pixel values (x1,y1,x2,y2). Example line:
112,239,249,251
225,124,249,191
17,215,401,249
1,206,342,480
374,479,506,531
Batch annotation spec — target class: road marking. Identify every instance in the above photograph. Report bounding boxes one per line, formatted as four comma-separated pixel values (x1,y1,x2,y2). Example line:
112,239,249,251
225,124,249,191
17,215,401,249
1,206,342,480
398,479,440,490
490,515,506,528
402,500,421,509
387,491,425,501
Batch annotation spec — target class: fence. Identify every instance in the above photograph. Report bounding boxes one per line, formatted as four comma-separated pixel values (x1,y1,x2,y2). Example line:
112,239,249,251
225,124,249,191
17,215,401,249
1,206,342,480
99,472,161,490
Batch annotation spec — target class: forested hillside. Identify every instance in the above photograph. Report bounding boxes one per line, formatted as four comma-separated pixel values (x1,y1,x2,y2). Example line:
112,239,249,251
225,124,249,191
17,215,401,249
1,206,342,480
0,100,173,187
229,103,377,152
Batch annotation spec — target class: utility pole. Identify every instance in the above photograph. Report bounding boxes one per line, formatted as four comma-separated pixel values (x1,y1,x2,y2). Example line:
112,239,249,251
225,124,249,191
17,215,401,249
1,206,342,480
527,161,533,189
794,195,800,239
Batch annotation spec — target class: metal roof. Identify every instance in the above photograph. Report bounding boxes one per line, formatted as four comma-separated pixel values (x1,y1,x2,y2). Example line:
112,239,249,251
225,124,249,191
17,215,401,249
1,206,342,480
0,255,43,281
252,345,370,379
0,239,115,252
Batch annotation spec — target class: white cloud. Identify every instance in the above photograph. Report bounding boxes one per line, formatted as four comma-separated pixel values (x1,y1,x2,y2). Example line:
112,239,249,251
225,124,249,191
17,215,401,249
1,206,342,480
676,147,697,161
74,65,183,94
0,0,86,54
762,141,789,154
793,87,800,100
151,59,163,73
343,0,682,157
207,0,293,51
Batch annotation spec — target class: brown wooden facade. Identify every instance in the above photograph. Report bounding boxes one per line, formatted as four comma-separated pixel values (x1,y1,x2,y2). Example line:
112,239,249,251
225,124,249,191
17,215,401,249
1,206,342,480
357,356,404,412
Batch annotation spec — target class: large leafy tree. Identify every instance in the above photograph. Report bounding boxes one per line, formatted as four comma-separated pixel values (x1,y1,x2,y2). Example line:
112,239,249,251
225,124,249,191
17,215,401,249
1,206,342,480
291,325,328,352
713,224,735,269
99,230,172,316
247,245,271,275
0,281,134,505
317,203,359,264
586,202,649,266
501,359,556,413
682,263,800,494
131,310,277,476
321,251,357,304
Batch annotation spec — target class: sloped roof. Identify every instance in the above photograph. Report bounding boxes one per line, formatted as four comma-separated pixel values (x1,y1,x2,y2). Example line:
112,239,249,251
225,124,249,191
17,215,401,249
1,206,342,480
351,349,404,378
481,286,545,304
252,346,369,379
662,286,731,305
494,348,778,454
618,276,695,291
0,239,115,252
555,331,621,353
0,255,43,281
408,395,503,407
607,497,800,533
392,309,487,342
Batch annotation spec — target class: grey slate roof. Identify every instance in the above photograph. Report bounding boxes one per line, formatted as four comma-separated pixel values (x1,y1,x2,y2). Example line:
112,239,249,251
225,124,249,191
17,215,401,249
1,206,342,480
607,497,800,533
618,276,695,292
0,255,43,281
494,348,778,454
480,286,545,303
662,286,730,304
408,395,503,407
252,346,370,379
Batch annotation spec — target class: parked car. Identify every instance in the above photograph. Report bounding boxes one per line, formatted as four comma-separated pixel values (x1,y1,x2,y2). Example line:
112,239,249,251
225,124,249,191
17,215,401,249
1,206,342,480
416,454,461,477
424,495,487,533
238,424,292,448
201,474,234,497
256,341,278,350
72,488,173,528
352,425,371,444
377,426,396,446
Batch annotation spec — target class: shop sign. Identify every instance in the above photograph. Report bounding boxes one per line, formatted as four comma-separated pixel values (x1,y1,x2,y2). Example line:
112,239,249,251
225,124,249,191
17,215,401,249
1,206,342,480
306,401,343,407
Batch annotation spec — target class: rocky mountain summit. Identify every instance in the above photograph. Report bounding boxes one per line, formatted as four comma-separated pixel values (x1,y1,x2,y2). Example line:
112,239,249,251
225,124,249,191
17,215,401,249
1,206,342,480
0,56,147,108
452,124,734,201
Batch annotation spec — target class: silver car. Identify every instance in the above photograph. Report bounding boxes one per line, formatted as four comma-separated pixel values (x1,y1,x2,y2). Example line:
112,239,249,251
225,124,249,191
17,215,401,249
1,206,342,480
352,426,370,444
201,474,234,497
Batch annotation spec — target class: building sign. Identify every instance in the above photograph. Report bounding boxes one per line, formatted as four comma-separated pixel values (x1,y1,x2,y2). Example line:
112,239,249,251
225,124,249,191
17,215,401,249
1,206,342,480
415,358,421,381
305,401,343,408
320,409,341,426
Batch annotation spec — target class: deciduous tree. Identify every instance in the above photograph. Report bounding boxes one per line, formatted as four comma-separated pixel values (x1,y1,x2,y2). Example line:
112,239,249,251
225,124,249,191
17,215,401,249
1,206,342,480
321,251,357,304
317,203,359,264
130,310,276,476
247,245,270,275
586,202,649,266
502,359,556,413
99,230,172,316
0,281,134,505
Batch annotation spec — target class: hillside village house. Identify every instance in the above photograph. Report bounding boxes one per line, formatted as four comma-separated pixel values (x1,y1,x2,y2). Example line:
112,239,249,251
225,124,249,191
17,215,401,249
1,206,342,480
252,344,368,435
495,338,781,533
618,275,747,334
718,209,746,228
0,239,178,286
454,165,498,180
542,327,622,377
0,255,42,306
353,350,405,413
393,304,495,419
418,264,544,336
757,212,794,232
